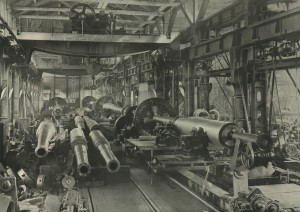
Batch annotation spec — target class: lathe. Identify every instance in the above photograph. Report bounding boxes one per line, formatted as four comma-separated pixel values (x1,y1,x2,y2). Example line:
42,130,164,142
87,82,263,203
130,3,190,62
122,97,300,212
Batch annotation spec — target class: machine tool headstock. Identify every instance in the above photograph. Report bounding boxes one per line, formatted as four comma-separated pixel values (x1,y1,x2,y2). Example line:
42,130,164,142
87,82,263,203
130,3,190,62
45,97,68,117
133,98,177,134
82,96,96,109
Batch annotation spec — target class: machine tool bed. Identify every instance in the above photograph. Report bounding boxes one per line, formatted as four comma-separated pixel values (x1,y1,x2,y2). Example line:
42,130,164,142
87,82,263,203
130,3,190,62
127,139,180,151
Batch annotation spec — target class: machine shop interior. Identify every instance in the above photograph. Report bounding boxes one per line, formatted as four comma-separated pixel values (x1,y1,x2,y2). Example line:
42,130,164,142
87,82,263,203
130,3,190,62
2,0,300,211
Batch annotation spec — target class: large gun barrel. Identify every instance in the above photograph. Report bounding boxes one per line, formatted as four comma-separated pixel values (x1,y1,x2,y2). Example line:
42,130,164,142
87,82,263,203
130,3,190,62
84,116,102,131
89,130,120,173
173,117,239,148
231,133,273,151
102,103,124,114
153,116,176,124
154,116,272,151
70,128,91,176
74,116,85,129
35,120,56,158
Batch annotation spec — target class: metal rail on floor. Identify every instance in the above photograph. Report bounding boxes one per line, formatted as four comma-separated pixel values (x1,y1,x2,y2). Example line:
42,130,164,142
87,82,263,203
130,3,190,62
130,178,160,212
165,174,220,212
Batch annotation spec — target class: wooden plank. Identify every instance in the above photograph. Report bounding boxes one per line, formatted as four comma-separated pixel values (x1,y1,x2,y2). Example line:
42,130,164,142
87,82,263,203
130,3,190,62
131,167,211,211
88,182,154,212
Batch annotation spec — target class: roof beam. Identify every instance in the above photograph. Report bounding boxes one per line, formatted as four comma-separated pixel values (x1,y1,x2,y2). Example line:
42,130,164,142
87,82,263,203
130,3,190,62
44,0,179,7
18,15,155,24
18,0,52,16
178,4,192,25
196,0,210,22
13,7,163,16
97,2,108,9
166,6,180,38
137,0,176,33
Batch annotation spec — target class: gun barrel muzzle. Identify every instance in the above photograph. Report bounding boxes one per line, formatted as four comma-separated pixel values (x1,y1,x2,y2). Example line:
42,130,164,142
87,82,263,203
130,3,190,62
35,120,56,158
89,130,120,173
70,128,91,176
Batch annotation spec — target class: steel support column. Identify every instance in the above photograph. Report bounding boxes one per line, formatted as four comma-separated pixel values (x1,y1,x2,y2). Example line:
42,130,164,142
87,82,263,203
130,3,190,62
11,69,19,122
231,48,246,130
184,61,195,116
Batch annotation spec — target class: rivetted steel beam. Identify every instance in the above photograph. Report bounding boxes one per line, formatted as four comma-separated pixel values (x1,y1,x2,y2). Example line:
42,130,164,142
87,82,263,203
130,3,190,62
190,7,300,59
13,7,163,16
17,32,178,43
35,120,56,158
197,58,300,77
43,0,179,7
70,128,91,176
89,130,120,173
18,15,155,25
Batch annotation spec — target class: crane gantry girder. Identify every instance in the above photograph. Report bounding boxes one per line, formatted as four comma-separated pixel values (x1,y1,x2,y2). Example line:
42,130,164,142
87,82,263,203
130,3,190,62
18,33,180,60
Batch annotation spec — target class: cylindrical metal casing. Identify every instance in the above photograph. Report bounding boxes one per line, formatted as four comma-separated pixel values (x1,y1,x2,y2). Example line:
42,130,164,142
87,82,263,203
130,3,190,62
102,103,124,114
74,116,85,129
84,116,101,131
70,128,91,176
153,116,176,124
232,133,273,151
173,117,240,148
89,130,120,173
35,120,56,158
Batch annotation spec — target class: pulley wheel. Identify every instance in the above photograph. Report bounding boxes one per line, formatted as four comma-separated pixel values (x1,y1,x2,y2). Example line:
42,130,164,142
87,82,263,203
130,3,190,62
209,109,220,120
69,3,96,27
240,143,254,169
193,109,209,118
282,143,298,158
62,175,76,189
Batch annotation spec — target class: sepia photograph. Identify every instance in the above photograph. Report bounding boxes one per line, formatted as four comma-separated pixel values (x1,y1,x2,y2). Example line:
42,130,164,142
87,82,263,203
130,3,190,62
0,0,300,211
